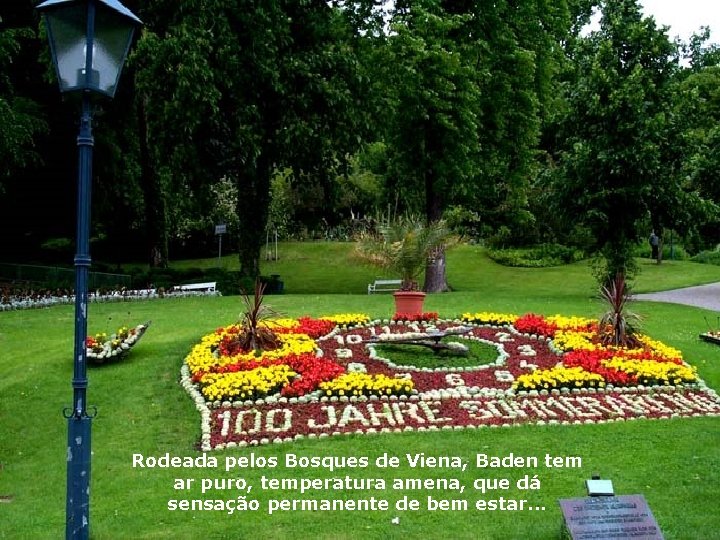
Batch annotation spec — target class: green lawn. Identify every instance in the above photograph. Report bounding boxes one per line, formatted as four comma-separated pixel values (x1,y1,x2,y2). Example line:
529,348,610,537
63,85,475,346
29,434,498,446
1,245,719,539
374,339,498,368
175,242,720,297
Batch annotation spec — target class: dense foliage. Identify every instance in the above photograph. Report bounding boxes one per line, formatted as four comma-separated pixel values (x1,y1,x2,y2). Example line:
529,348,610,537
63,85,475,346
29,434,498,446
1,0,718,288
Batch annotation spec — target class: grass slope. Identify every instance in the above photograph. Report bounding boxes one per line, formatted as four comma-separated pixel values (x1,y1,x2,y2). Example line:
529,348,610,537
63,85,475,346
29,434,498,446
173,242,720,296
1,245,719,539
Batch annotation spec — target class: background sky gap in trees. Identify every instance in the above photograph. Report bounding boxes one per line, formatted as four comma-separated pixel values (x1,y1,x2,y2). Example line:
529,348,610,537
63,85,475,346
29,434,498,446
379,1,720,44
596,0,720,44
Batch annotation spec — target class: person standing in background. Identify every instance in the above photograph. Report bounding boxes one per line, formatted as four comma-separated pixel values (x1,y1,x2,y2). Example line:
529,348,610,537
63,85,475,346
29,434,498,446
649,231,659,260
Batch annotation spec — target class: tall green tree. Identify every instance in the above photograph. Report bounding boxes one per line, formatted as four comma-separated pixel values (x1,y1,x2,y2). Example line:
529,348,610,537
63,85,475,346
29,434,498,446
673,61,720,249
381,0,572,290
134,1,369,278
0,16,46,194
381,1,482,291
132,0,222,265
458,0,570,241
550,0,706,283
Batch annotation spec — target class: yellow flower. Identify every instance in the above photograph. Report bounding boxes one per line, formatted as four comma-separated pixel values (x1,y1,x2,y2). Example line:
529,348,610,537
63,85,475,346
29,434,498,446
553,330,597,352
636,335,683,360
601,357,697,385
320,313,370,327
460,312,518,325
546,315,596,332
198,365,296,401
513,366,604,391
319,373,414,397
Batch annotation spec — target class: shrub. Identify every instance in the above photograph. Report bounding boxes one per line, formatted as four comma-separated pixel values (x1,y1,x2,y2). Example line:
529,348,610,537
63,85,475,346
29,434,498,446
129,267,205,290
635,243,689,260
691,249,720,266
487,244,584,267
127,267,275,296
486,225,514,250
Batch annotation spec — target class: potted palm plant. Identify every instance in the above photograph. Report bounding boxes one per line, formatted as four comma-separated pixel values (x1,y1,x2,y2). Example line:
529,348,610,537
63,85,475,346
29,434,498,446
355,216,456,315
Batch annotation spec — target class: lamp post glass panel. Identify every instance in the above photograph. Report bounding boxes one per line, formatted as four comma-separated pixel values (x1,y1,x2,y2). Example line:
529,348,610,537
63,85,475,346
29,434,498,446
36,1,141,538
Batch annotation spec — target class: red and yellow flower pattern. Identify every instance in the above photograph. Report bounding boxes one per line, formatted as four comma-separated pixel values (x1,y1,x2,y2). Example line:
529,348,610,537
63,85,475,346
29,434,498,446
186,314,414,402
185,311,702,401
182,311,719,450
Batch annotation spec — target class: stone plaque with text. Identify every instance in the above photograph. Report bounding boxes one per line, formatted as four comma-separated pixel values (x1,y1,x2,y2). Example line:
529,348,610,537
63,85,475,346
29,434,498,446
559,495,663,540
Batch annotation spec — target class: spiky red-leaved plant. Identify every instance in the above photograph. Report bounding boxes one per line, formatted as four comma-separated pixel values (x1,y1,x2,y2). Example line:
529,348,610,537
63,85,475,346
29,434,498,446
233,280,281,354
599,272,641,348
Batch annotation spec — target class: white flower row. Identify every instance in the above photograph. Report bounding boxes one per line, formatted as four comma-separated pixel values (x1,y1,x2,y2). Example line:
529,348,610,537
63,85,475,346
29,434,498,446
179,364,213,451
0,289,220,312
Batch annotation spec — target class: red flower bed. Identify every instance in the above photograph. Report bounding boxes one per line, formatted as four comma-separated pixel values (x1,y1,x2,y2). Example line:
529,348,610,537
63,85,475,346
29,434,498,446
276,317,336,339
514,313,558,337
561,349,636,385
281,354,346,397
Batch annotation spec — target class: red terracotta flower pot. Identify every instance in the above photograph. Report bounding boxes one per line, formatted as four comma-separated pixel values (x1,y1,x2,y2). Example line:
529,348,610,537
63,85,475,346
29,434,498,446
393,290,426,316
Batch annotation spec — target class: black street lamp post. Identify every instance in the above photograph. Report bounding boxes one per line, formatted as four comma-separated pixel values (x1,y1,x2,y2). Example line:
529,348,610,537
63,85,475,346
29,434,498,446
35,1,141,538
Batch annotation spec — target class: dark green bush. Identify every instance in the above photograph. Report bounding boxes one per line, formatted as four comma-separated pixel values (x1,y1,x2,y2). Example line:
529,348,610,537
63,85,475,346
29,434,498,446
487,244,584,267
634,243,689,261
486,226,514,250
126,267,284,296
691,249,720,266
129,267,202,289
212,271,284,296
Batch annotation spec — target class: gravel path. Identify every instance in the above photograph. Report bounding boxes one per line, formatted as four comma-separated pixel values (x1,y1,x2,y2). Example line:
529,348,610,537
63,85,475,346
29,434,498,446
633,282,720,312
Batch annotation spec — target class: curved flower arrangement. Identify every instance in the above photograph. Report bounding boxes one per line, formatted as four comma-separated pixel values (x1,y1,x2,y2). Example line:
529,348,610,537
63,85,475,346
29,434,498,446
181,311,720,450
86,321,150,364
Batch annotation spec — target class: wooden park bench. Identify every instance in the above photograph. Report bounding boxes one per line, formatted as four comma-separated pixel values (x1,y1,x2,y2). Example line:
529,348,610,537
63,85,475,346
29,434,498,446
367,279,402,294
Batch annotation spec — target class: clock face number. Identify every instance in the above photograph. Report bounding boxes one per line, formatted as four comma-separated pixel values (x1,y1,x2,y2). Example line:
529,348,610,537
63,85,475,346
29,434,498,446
334,334,363,346
518,344,536,356
446,373,466,387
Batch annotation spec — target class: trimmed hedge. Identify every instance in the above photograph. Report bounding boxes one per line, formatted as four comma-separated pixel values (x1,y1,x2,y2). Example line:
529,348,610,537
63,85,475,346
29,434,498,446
487,243,585,268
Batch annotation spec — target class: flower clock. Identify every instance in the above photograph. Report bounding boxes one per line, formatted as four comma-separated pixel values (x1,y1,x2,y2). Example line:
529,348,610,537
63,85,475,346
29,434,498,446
181,312,720,450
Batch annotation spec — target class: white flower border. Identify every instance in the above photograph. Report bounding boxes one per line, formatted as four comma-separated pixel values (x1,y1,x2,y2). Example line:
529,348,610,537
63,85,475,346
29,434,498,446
0,288,220,312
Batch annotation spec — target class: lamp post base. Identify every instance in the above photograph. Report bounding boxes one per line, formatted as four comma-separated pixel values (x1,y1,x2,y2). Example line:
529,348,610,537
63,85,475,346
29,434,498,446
66,415,92,539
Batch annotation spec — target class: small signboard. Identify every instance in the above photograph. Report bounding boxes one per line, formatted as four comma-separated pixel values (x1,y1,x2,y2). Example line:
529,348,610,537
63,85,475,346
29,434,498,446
560,495,663,540
215,224,227,235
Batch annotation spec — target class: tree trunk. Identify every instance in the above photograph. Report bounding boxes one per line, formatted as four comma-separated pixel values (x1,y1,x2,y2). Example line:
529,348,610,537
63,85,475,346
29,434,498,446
423,246,450,292
423,137,449,293
138,94,168,268
236,151,272,280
